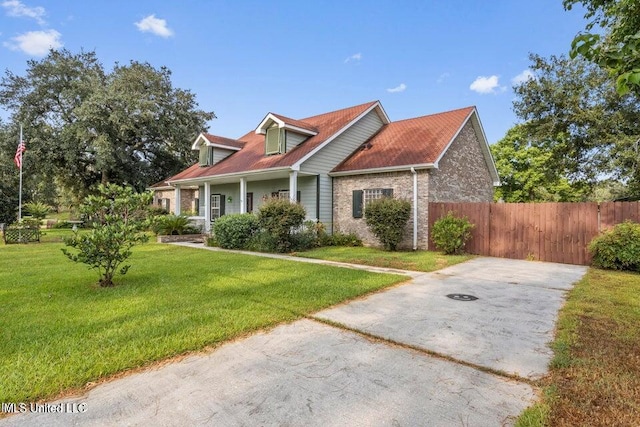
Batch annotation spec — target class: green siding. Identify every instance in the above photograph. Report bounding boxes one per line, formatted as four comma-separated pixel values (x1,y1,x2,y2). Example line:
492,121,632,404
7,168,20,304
299,109,385,229
285,131,307,150
213,148,234,164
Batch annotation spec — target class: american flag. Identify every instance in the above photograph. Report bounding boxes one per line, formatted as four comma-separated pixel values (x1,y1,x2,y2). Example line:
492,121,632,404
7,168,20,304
14,141,26,169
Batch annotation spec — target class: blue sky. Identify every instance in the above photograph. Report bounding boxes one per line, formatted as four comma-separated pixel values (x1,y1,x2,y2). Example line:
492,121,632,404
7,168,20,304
0,0,588,144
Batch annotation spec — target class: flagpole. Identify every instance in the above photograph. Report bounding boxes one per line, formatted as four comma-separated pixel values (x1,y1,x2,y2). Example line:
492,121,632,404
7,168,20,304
18,124,23,222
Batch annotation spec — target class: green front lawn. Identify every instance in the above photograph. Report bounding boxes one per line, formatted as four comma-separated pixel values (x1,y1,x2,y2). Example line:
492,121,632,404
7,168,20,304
296,246,473,272
0,242,406,403
516,268,640,426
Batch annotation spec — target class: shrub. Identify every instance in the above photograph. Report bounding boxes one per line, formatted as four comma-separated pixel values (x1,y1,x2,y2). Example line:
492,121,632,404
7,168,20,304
23,202,51,220
431,211,475,255
52,220,74,229
246,230,279,252
289,220,321,251
589,220,640,272
147,206,169,216
257,198,306,252
213,213,260,249
155,214,198,235
328,231,363,247
364,197,411,251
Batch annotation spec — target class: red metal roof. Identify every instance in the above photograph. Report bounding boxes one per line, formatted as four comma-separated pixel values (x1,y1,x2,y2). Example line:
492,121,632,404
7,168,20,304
269,113,319,133
332,106,475,172
202,134,245,149
169,101,378,182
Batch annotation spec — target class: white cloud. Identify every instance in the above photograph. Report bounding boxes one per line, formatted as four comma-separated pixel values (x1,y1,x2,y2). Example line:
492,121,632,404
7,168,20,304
469,75,503,94
386,83,407,93
2,0,45,25
511,69,534,85
135,14,174,38
344,53,362,63
3,29,62,56
437,72,450,84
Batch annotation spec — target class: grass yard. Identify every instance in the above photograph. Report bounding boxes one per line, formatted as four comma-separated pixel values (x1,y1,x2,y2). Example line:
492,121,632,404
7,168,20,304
517,268,640,426
295,246,473,272
0,242,406,404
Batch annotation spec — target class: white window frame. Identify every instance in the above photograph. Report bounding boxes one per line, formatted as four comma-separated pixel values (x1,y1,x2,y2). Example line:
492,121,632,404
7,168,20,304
211,194,221,220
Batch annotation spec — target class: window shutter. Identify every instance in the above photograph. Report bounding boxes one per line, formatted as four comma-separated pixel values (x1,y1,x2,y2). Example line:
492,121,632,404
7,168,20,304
208,147,214,165
353,190,363,218
296,191,301,203
382,188,393,197
199,146,208,166
220,195,226,216
266,127,280,155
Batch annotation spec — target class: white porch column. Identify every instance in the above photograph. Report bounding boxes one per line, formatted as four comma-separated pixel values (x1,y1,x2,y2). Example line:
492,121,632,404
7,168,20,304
204,182,211,232
174,185,181,215
289,170,298,203
240,177,247,214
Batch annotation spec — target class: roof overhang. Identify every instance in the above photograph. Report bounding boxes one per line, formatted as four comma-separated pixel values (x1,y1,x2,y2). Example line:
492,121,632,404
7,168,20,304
255,113,318,136
191,133,243,151
167,166,316,186
329,163,435,177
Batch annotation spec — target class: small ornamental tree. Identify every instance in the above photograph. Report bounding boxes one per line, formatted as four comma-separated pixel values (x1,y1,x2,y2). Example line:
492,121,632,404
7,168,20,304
431,212,475,255
257,198,306,252
62,184,152,287
23,201,51,220
364,197,411,251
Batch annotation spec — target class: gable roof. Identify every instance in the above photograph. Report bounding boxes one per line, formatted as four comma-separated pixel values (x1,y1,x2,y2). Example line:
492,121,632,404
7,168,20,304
332,107,476,173
168,101,382,183
255,113,319,135
191,133,245,150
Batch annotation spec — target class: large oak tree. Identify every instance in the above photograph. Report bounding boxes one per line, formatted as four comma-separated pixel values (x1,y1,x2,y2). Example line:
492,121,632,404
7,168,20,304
0,49,214,198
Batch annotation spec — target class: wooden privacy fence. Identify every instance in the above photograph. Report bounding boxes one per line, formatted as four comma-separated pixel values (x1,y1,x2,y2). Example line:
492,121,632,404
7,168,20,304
428,202,640,265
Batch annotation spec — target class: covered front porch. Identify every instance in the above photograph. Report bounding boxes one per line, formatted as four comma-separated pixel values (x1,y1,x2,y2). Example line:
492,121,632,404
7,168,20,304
172,168,320,232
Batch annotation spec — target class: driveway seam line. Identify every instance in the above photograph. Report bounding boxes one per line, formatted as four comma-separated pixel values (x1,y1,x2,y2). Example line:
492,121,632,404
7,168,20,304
310,316,539,387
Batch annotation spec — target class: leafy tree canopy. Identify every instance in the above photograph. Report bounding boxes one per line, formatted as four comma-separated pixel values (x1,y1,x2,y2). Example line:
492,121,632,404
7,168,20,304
0,49,215,198
504,53,640,200
491,125,585,202
564,0,640,94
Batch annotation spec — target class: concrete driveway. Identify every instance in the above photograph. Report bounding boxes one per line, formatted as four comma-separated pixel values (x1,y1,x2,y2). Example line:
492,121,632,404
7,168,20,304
0,255,587,427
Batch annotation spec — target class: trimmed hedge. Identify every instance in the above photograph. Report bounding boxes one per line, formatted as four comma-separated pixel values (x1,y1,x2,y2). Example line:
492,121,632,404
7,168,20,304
213,213,259,249
257,198,306,253
364,197,411,251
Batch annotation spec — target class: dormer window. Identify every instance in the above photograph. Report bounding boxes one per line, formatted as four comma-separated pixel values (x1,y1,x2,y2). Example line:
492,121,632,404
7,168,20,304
255,113,318,157
265,124,283,155
199,146,213,166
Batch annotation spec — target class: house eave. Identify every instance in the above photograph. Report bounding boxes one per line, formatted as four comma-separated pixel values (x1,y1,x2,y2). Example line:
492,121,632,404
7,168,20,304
254,113,317,136
329,163,435,177
167,166,294,185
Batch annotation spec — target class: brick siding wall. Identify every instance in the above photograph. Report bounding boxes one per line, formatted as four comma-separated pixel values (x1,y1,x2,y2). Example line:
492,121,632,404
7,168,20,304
333,170,429,249
428,121,494,202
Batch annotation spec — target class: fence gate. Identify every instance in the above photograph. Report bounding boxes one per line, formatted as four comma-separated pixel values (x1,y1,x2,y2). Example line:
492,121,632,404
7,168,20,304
428,202,640,265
